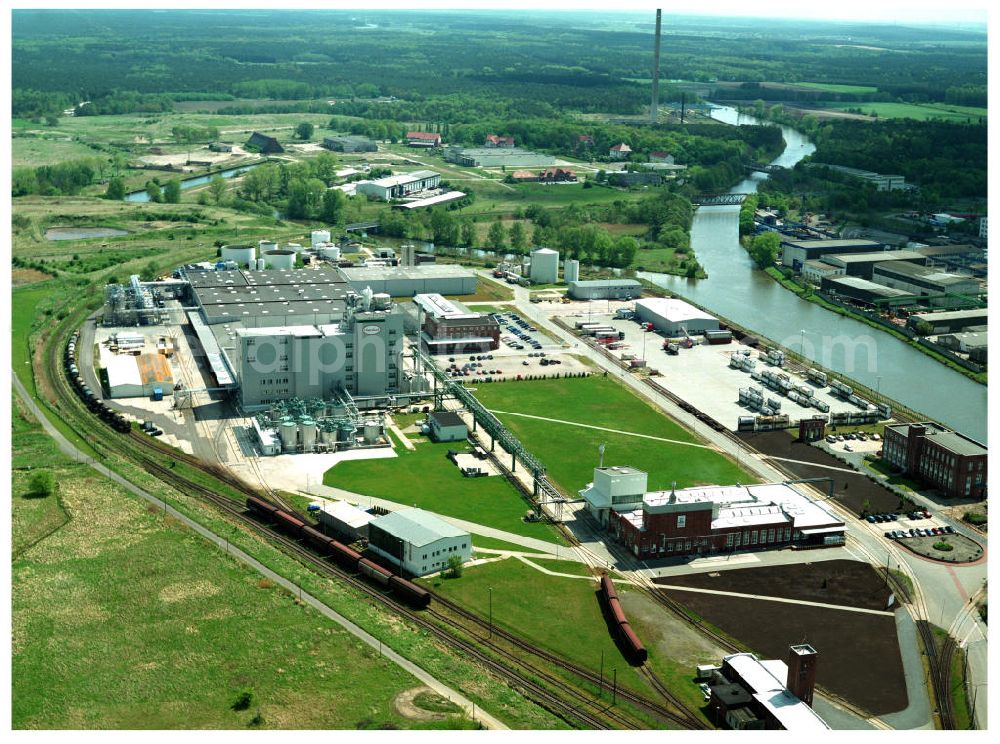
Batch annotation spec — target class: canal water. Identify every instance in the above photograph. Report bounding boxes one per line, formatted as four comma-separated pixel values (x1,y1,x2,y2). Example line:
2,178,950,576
124,162,264,203
641,105,987,442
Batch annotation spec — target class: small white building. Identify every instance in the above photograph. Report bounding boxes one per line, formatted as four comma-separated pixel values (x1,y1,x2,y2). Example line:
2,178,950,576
529,247,559,284
579,465,648,526
315,500,376,541
427,411,468,443
609,143,632,160
634,297,719,335
356,170,441,201
368,507,472,577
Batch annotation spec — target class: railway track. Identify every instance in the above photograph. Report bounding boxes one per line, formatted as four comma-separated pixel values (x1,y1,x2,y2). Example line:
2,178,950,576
916,620,958,729
44,317,691,730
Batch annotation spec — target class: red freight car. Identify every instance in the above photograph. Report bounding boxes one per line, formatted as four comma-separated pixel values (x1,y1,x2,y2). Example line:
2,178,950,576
388,575,431,608
329,540,363,570
358,558,392,586
274,509,306,537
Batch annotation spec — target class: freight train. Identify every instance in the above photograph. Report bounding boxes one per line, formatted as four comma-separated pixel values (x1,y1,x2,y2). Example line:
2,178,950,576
64,331,131,433
245,496,431,609
599,575,647,663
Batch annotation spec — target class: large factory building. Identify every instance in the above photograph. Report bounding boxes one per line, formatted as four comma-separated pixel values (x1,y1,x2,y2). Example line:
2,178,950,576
340,265,477,297
634,297,718,335
580,466,845,557
413,293,500,354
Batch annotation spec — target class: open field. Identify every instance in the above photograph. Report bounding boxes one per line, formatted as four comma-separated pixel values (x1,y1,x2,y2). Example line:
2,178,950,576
11,401,463,730
656,560,907,715
795,82,879,94
324,434,568,545
472,376,756,495
823,101,987,122
12,136,106,167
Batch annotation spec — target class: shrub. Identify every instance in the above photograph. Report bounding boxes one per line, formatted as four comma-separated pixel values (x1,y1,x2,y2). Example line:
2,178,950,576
964,511,987,526
28,469,56,497
933,541,954,552
446,554,463,578
231,689,253,711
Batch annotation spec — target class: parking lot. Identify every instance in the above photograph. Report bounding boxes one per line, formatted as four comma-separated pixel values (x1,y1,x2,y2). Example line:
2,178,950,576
824,431,882,455
861,508,956,543
546,306,865,431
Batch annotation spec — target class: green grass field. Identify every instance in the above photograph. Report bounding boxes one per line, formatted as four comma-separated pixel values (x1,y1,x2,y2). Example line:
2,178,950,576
825,101,987,122
324,434,568,545
472,376,756,495
797,82,878,94
12,136,106,168
11,401,468,730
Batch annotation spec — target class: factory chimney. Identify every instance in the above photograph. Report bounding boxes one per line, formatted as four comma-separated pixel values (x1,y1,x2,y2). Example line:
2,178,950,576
650,9,662,124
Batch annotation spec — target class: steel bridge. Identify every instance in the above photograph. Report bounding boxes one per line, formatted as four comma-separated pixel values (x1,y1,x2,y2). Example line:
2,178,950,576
345,221,380,233
693,193,749,206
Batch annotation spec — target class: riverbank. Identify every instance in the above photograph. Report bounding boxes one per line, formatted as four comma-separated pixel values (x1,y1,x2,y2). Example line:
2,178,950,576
759,265,987,386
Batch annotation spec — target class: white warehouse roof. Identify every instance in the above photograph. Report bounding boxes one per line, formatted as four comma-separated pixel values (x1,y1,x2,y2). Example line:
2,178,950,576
636,297,716,324
371,507,468,547
725,653,830,730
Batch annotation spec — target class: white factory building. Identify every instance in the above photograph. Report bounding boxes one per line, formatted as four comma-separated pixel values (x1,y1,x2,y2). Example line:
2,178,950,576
634,297,719,335
340,265,478,297
314,500,376,541
367,507,472,577
530,247,559,284
100,345,174,398
355,170,441,201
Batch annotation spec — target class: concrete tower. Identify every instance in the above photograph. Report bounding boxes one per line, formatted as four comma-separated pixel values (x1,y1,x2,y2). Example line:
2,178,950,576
650,9,662,124
786,644,818,706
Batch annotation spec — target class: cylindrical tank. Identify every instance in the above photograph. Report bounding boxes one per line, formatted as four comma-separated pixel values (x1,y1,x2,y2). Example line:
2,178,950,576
279,421,298,452
221,244,256,266
318,243,341,261
286,242,303,253
338,420,356,444
259,240,278,255
264,250,295,269
373,293,391,311
564,258,580,283
311,230,331,247
319,425,335,444
362,420,382,444
300,418,317,452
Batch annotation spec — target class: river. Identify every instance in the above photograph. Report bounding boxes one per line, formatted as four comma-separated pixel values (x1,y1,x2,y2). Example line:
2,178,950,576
641,105,987,442
124,162,264,203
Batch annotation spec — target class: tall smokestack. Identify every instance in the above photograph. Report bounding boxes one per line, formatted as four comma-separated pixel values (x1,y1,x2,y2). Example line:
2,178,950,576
650,9,662,124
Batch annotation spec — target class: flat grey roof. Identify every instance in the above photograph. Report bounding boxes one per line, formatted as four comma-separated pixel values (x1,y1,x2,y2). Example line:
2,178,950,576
568,279,642,288
911,308,988,322
783,239,882,249
244,267,346,286
186,269,249,288
340,265,475,280
429,411,467,428
202,299,345,320
886,421,987,456
823,276,913,298
826,250,925,264
371,507,469,547
873,261,977,286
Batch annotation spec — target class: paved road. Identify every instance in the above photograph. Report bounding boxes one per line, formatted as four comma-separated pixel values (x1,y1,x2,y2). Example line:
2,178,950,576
488,409,715,449
653,584,896,617
13,373,508,731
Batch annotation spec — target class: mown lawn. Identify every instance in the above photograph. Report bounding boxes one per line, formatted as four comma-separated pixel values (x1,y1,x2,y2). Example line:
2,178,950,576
473,376,756,495
11,402,467,730
825,101,987,122
324,435,568,545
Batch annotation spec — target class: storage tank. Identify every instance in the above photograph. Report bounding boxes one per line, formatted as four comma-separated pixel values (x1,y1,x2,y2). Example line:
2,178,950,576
264,250,296,269
221,244,256,266
300,418,317,452
317,243,341,261
529,247,559,284
279,421,298,452
372,293,391,311
362,420,382,444
286,242,303,253
259,240,278,255
564,259,580,283
338,420,356,446
311,230,331,247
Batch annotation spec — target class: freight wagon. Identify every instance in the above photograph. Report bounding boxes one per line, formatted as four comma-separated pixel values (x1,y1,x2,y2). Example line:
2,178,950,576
598,575,647,663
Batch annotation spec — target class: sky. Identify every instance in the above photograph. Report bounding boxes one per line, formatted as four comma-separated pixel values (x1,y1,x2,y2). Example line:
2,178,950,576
11,0,990,26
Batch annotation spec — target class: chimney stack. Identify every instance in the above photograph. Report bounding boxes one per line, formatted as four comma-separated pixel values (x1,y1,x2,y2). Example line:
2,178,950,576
786,644,818,706
650,9,662,124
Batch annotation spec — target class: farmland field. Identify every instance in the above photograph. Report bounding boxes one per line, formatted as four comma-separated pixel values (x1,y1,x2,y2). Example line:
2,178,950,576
823,101,987,122
473,376,756,495
796,82,879,94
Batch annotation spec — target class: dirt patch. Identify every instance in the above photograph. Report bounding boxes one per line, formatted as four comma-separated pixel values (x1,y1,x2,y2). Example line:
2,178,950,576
12,268,53,286
159,579,222,603
653,559,893,612
621,590,729,669
657,560,908,716
738,430,902,514
393,686,453,721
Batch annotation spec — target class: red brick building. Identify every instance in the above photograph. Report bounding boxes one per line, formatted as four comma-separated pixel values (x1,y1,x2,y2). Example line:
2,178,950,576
882,422,987,499
538,167,577,183
413,293,499,355
406,131,442,148
485,134,515,148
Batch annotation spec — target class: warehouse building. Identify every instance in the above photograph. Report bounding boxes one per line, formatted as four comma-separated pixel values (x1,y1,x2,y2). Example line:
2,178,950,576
443,146,555,168
819,276,915,306
937,331,987,355
100,347,174,399
367,507,471,577
707,647,828,730
882,422,987,499
529,248,559,284
355,170,441,201
800,260,845,284
608,171,662,187
907,308,988,334
406,131,441,148
871,261,980,303
819,250,927,280
634,297,719,335
340,264,477,297
780,239,883,272
426,411,468,443
245,132,284,154
413,293,500,354
809,163,907,191
314,500,376,541
567,279,642,300
323,135,377,152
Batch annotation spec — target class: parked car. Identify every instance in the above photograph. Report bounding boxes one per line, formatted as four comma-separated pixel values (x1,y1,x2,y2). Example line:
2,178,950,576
866,515,877,523
943,526,955,534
